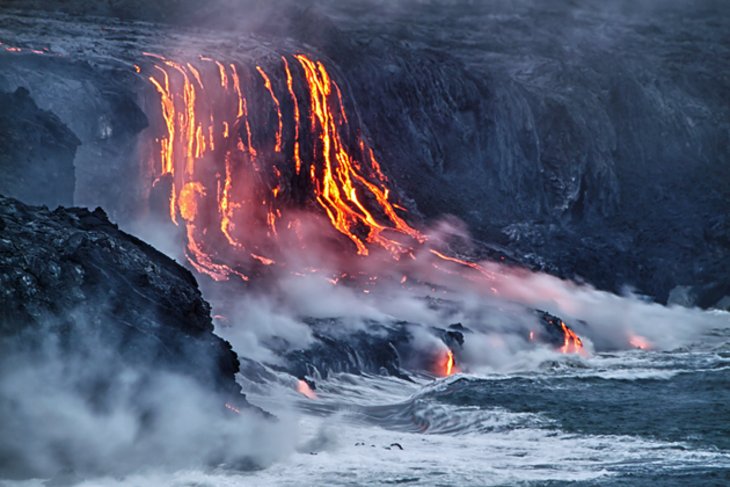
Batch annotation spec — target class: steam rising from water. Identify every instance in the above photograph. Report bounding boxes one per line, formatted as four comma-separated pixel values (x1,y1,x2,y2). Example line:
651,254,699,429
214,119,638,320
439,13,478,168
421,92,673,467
190,215,730,374
0,318,294,479
2,3,729,485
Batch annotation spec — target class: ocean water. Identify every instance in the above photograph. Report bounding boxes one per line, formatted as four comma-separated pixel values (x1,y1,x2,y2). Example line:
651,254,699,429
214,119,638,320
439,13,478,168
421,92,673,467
243,346,730,486
22,337,723,487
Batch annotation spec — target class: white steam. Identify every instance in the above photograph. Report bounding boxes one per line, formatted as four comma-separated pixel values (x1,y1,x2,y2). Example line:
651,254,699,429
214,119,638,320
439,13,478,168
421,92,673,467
0,318,295,480
195,216,730,376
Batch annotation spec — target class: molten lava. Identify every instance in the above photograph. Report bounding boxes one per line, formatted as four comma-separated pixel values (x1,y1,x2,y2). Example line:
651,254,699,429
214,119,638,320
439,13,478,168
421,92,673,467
559,321,585,354
294,54,425,256
437,349,459,377
256,66,283,153
138,50,588,362
282,56,302,174
629,335,651,350
297,380,317,399
141,52,426,280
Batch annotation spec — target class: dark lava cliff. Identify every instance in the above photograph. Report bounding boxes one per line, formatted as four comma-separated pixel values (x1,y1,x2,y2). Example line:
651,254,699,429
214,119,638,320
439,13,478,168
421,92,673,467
0,194,264,477
1,0,728,308
0,87,79,207
291,0,730,307
0,1,728,477
0,195,243,395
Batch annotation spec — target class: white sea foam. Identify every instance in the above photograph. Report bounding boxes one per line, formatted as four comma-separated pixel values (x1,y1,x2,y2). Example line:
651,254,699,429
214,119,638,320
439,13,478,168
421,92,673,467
34,406,728,487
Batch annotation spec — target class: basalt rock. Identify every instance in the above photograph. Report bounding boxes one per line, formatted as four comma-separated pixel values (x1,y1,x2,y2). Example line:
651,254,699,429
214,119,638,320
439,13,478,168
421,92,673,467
269,311,577,381
302,0,730,305
0,87,79,207
277,319,412,381
0,194,250,406
0,52,148,221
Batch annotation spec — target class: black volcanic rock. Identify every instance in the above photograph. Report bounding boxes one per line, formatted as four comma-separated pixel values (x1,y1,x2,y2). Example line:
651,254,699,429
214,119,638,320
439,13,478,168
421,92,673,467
0,87,79,207
0,50,148,221
0,194,247,402
275,311,580,380
2,1,728,306
0,195,278,478
279,319,412,381
308,0,730,304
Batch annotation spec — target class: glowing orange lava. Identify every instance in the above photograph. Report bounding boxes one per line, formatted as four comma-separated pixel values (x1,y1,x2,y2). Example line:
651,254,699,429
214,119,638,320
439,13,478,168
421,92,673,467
282,56,302,174
437,349,459,377
559,321,585,354
629,335,651,350
256,65,283,152
142,52,426,280
139,51,589,362
297,380,317,399
429,249,496,281
294,53,425,257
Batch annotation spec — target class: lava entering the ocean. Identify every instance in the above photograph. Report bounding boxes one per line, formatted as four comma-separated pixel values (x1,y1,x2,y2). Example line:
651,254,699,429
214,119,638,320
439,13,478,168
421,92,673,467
297,379,317,399
559,321,585,355
138,51,586,358
438,349,460,377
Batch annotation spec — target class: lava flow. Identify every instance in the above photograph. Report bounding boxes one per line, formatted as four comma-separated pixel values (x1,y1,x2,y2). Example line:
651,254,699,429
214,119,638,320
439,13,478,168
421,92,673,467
141,52,425,280
297,380,318,399
138,51,585,357
559,321,585,354
629,335,651,350
439,349,459,377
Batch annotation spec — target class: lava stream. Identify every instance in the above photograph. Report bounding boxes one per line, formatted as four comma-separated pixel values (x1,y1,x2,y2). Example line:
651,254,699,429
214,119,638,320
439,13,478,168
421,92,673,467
138,51,585,357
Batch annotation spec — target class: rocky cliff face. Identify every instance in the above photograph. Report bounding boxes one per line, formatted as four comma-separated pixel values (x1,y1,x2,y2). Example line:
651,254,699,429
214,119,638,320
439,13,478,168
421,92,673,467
0,87,79,207
0,49,147,221
296,0,730,305
0,194,243,397
0,195,268,478
1,0,727,307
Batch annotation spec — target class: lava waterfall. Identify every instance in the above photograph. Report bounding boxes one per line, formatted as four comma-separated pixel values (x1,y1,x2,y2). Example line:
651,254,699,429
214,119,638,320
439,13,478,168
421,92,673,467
140,52,425,283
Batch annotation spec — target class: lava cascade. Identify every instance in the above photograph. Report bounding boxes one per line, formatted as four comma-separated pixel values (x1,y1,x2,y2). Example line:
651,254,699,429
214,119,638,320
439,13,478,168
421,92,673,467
142,52,425,281
438,349,459,377
559,321,585,354
138,51,585,357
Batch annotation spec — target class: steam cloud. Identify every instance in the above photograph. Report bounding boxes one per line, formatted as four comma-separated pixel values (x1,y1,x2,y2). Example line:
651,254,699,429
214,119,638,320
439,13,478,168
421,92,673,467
0,315,294,480
189,216,730,376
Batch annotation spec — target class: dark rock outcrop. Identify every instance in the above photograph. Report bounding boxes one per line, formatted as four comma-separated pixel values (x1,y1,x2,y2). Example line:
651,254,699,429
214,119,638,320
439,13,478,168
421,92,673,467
0,87,79,207
278,319,412,381
0,51,148,221
0,194,247,402
272,311,575,381
0,198,281,479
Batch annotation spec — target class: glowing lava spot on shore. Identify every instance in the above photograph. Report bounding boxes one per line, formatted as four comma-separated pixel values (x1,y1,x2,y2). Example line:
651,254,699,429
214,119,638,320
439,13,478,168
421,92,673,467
559,321,585,355
436,349,459,377
297,380,317,399
629,335,651,350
